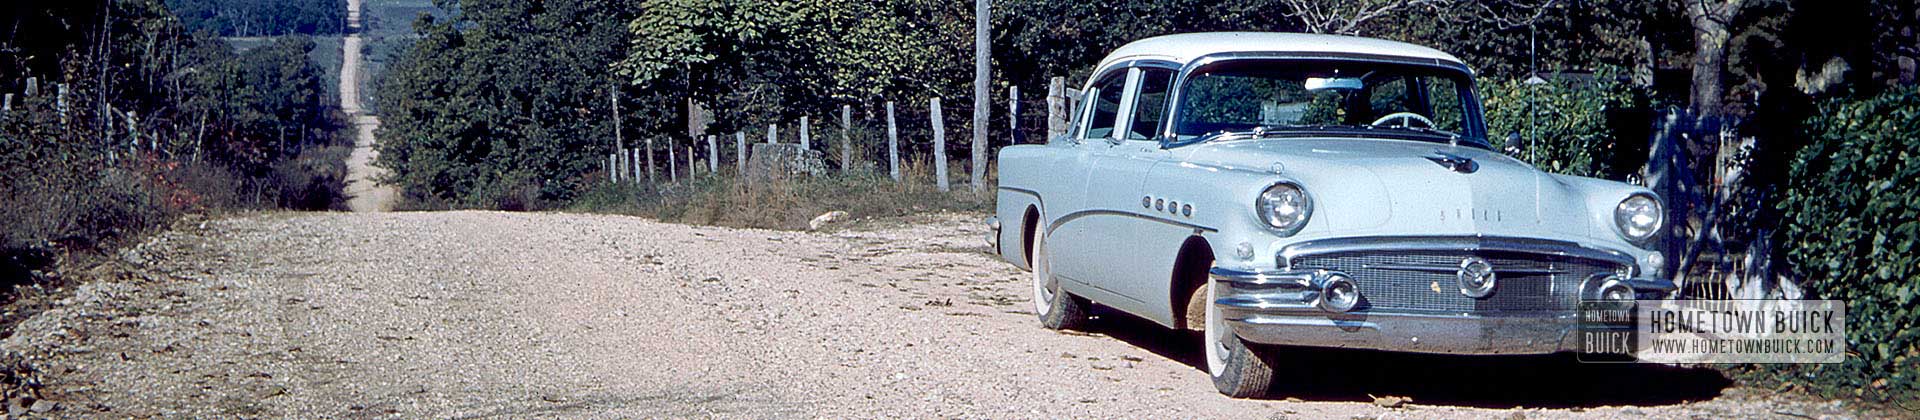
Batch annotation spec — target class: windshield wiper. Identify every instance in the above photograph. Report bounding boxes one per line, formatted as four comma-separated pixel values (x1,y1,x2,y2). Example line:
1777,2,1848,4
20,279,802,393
1193,125,1337,143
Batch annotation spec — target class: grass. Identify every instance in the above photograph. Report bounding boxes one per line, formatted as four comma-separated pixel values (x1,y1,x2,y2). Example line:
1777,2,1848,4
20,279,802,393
568,158,994,231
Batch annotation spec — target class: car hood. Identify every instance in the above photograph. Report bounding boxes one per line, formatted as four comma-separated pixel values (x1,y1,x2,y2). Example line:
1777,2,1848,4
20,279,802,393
1178,137,1593,238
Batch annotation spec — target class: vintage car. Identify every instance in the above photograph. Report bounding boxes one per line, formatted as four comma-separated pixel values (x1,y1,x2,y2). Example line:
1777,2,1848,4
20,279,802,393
985,32,1675,397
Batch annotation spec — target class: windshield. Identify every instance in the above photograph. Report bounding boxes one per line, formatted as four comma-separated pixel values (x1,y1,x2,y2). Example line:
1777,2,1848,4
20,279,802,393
1173,59,1483,144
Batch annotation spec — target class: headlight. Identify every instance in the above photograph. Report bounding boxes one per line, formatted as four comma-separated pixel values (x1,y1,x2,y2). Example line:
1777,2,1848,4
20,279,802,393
1256,182,1312,236
1614,194,1663,243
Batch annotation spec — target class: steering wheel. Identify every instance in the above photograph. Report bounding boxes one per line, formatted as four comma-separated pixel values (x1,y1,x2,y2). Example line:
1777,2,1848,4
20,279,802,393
1370,112,1436,129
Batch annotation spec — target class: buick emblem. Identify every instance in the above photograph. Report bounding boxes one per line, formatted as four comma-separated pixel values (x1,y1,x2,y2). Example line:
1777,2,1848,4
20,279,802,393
1457,256,1497,298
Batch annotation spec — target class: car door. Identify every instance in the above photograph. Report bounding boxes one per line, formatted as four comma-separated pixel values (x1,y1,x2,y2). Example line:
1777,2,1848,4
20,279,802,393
1047,70,1130,291
1086,67,1189,321
1055,66,1191,322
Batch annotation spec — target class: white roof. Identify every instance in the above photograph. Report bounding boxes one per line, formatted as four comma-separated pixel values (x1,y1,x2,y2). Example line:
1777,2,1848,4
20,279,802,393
1096,32,1467,71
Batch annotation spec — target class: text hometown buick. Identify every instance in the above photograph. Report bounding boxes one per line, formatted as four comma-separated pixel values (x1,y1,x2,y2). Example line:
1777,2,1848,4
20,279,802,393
985,33,1675,397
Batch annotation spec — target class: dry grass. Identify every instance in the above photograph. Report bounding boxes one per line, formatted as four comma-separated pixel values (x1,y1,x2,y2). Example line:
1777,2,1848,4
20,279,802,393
570,157,995,231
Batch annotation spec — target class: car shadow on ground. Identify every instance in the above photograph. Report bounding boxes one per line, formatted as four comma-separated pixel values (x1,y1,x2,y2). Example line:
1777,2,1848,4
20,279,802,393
1083,310,1733,409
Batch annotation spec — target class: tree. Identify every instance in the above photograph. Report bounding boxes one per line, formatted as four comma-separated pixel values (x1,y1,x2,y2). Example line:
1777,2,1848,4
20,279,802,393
1278,0,1452,35
1684,0,1751,119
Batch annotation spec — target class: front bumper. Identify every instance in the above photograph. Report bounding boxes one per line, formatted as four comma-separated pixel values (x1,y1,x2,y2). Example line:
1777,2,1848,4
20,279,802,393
1210,267,1676,355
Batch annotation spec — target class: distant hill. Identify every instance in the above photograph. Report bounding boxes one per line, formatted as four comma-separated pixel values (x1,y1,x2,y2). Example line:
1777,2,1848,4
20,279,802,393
167,0,347,36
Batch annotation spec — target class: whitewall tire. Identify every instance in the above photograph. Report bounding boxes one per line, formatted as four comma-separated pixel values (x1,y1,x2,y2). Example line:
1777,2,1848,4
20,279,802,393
1204,278,1274,398
1030,216,1088,330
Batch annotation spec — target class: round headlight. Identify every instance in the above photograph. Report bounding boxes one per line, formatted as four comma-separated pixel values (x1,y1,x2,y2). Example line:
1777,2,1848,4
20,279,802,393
1614,194,1663,242
1256,182,1312,236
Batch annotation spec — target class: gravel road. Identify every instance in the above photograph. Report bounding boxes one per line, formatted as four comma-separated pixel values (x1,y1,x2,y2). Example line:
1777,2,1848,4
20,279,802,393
0,211,1874,418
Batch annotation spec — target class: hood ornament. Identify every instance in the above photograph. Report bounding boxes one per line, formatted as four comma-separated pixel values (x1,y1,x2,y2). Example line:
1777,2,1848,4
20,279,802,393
1425,150,1479,174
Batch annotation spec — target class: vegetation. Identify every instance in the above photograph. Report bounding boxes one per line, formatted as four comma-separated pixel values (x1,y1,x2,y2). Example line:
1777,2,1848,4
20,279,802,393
165,0,348,37
572,159,990,230
1768,87,1920,401
1,0,345,288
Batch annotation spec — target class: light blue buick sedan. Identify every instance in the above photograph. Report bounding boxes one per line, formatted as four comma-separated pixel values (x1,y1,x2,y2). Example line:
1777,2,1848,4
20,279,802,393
985,32,1675,397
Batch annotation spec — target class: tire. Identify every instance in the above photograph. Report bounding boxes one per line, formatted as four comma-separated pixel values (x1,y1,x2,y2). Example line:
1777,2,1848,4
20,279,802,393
1203,279,1274,398
1030,216,1089,330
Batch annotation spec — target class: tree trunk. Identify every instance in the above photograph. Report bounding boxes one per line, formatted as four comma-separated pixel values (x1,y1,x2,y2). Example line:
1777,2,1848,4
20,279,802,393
1687,5,1735,120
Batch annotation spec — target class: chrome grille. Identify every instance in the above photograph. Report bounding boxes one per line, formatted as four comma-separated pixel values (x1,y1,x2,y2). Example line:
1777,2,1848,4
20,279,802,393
1290,251,1620,313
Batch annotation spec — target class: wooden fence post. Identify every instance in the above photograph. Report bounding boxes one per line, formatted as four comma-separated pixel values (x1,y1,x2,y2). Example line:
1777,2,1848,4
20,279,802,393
687,145,696,177
932,97,950,192
646,138,656,184
2,94,11,114
768,123,778,144
887,101,900,182
707,135,718,172
609,153,617,183
971,0,990,192
631,148,642,184
840,105,853,173
669,140,678,182
1009,86,1020,145
56,84,68,126
612,88,626,183
1047,77,1068,140
23,77,36,97
735,132,747,175
800,116,811,150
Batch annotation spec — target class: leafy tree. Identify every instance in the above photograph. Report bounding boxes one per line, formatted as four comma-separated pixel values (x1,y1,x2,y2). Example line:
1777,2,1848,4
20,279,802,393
376,0,643,208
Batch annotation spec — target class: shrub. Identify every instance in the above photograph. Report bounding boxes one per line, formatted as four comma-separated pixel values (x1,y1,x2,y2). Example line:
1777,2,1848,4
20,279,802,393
268,146,351,211
1772,86,1920,402
1480,71,1641,179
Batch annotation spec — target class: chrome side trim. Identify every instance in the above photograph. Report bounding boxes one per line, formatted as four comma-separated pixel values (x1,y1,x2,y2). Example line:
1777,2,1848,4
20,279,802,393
1046,209,1219,237
1278,236,1637,270
997,185,1042,201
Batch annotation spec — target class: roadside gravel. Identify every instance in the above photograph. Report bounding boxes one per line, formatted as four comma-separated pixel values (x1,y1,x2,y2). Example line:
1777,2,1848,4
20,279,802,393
0,211,1875,418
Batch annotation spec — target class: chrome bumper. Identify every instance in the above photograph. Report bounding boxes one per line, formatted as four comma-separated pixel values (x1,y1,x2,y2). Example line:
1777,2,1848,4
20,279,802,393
1210,267,1677,355
983,216,1002,254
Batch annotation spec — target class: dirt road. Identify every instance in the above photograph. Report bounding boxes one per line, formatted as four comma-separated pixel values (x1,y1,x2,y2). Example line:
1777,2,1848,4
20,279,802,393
0,212,1869,418
340,0,396,213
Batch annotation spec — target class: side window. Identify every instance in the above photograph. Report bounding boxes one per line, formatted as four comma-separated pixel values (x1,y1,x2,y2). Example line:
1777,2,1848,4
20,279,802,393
1127,69,1175,140
1081,74,1127,140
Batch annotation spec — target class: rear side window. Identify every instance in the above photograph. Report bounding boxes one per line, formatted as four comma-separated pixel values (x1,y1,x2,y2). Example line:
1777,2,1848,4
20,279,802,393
1082,74,1127,140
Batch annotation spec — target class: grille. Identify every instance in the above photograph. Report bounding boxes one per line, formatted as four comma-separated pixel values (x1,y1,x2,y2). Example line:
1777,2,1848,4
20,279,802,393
1290,251,1620,313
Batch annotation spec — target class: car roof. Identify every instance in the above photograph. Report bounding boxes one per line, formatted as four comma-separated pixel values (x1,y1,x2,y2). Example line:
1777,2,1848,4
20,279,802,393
1095,32,1468,73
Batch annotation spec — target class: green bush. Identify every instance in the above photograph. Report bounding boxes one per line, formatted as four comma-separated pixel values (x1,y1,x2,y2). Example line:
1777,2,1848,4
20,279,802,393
1480,72,1638,179
1772,86,1920,402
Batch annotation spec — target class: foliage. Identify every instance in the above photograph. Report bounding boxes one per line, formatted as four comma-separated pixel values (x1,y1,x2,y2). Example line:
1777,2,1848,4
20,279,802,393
375,0,640,208
1771,87,1920,402
165,0,347,36
1481,71,1640,179
0,0,344,287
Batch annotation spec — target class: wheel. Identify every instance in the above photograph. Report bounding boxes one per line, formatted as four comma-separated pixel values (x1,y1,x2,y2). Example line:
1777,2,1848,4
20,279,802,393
1030,216,1089,330
1203,278,1274,398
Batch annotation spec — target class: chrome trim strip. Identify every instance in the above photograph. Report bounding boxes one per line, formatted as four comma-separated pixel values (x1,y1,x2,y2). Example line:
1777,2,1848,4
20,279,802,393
1279,236,1636,270
997,185,1042,199
1046,209,1219,237
1363,262,1569,275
